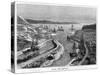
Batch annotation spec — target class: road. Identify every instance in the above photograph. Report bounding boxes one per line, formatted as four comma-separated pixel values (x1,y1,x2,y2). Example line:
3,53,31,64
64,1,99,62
78,41,88,65
66,34,89,66
17,39,64,68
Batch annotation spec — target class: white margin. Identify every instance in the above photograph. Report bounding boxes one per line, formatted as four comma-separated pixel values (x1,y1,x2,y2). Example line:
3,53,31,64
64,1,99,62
14,1,97,73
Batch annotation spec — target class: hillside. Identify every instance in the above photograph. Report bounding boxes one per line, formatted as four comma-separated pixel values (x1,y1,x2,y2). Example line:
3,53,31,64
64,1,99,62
26,18,78,24
82,24,96,30
17,16,29,25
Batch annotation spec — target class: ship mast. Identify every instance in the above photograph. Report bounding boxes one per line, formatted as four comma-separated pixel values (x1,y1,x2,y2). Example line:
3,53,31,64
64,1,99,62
71,24,74,31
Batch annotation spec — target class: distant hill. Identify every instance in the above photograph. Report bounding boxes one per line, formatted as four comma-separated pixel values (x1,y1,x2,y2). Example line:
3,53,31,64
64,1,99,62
17,16,78,24
25,18,78,24
82,24,96,30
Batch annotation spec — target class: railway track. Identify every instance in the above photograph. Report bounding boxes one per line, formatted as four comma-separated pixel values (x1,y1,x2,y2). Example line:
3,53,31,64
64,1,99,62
17,39,53,56
17,39,64,68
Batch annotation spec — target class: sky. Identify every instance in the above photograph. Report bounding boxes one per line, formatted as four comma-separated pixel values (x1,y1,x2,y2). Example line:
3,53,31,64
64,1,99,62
17,4,96,24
